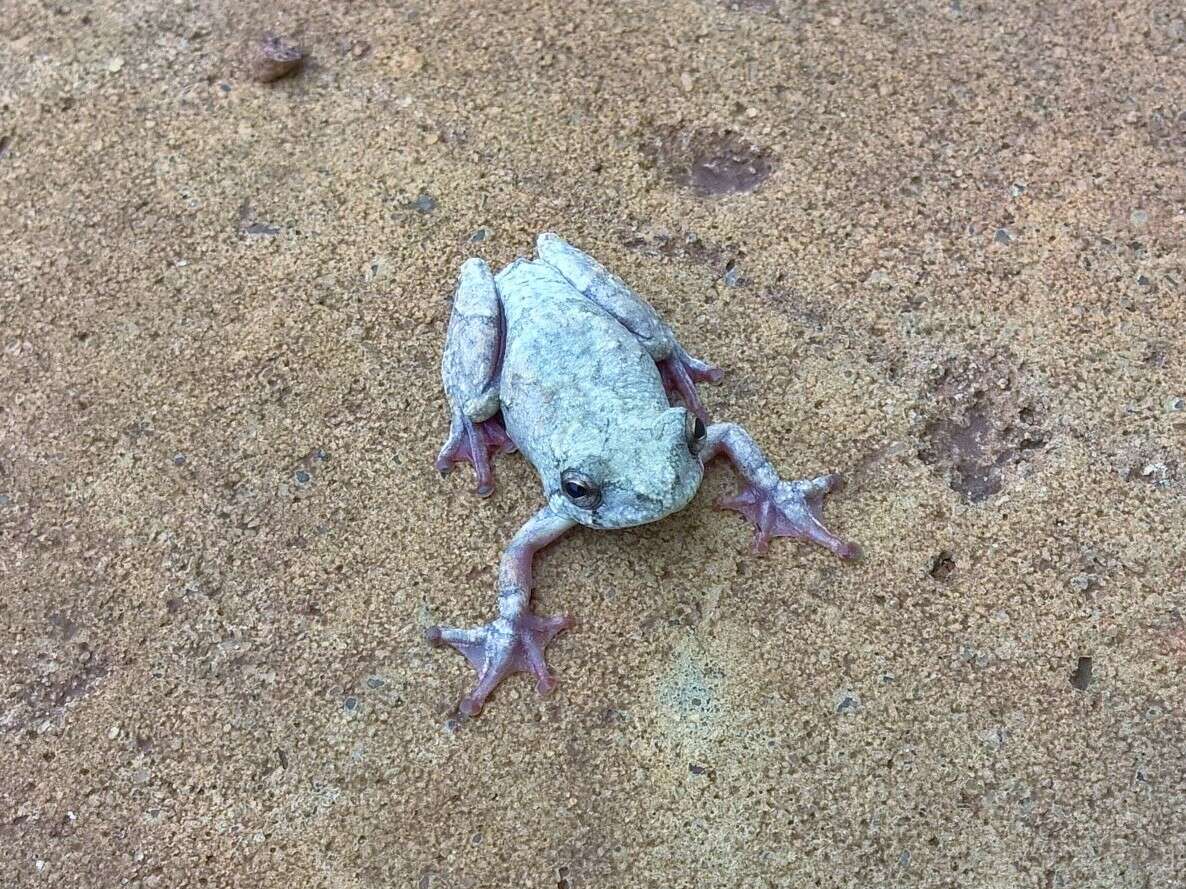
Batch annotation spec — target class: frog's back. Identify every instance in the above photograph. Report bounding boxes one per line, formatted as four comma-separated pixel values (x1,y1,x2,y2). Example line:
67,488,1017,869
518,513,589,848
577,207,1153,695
494,258,668,472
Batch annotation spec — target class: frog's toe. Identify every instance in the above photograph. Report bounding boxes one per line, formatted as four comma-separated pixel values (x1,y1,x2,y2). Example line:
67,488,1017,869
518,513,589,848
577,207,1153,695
658,345,723,423
717,474,860,560
428,609,574,717
435,411,516,497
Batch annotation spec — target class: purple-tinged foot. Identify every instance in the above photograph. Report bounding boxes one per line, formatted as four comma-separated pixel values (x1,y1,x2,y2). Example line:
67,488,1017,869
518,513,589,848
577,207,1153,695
717,473,860,560
427,609,575,716
435,412,516,497
658,345,724,423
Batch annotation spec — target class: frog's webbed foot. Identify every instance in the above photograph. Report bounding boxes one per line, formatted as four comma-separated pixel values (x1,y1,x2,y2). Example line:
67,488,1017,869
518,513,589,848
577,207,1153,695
427,610,575,716
427,508,577,716
704,422,860,561
658,344,724,423
435,410,516,498
717,473,859,559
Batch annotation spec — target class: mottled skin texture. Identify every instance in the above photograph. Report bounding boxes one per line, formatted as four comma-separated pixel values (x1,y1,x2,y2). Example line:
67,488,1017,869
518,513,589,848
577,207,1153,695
432,234,858,716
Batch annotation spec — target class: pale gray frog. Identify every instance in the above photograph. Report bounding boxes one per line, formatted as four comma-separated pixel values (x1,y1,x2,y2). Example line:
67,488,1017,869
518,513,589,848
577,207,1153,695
430,233,859,716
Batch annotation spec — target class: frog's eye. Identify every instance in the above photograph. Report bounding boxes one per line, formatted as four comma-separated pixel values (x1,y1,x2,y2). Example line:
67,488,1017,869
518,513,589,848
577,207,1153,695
685,412,707,454
560,469,601,510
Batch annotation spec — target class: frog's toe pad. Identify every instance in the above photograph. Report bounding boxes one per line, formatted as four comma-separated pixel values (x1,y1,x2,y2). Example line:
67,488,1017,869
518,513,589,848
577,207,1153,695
426,610,575,716
435,413,516,497
716,473,860,560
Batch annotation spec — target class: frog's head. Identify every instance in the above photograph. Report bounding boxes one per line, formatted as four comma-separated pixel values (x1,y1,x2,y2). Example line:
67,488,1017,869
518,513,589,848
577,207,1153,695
547,406,706,529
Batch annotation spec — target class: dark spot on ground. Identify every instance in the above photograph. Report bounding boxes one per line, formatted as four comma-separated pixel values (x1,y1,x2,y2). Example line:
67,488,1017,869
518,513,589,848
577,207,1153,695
918,357,1048,503
642,126,774,196
929,551,955,581
244,222,280,236
251,34,304,83
410,194,436,214
0,135,11,159
1070,656,1093,690
1143,340,1169,367
47,611,79,641
16,654,109,728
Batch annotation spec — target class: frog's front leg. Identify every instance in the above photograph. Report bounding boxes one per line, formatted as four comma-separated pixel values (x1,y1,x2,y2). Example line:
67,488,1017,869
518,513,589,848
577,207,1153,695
536,233,723,422
435,258,516,497
703,423,860,560
427,508,576,716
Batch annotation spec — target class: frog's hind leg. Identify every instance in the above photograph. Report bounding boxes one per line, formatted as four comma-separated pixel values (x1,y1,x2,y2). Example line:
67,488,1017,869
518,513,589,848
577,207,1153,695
535,233,723,422
436,258,516,497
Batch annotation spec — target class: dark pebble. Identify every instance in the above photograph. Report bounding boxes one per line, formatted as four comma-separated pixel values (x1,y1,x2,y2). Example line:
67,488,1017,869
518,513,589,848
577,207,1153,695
252,34,304,83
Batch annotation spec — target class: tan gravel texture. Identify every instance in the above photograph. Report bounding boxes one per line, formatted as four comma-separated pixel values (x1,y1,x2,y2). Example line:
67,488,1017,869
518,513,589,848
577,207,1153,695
2,1,1185,887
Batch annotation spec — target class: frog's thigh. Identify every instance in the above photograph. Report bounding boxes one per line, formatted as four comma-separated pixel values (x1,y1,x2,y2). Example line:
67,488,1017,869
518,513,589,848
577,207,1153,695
442,257,502,421
535,232,676,361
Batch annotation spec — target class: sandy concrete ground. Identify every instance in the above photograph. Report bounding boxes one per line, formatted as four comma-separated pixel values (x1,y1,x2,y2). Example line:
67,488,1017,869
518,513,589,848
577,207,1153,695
2,1,1184,886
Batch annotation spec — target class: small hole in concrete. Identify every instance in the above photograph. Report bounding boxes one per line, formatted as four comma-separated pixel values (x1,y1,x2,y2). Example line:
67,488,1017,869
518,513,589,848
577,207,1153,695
1070,656,1093,690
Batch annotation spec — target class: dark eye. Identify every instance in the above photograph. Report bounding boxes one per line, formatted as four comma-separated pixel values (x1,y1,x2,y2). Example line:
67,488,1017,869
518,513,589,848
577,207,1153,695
560,469,601,509
685,412,707,453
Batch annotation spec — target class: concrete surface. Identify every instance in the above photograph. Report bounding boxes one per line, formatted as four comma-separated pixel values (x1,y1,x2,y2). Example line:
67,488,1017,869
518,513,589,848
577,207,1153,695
1,1,1184,887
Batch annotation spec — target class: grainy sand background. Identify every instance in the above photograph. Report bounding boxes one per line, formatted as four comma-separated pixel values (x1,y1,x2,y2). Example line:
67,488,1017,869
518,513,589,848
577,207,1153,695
2,1,1184,887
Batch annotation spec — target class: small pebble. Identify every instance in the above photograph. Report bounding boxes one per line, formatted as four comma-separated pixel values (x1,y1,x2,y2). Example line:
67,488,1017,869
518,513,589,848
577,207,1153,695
107,57,124,74
994,228,1012,244
834,691,861,714
172,453,187,466
108,725,121,740
1129,209,1149,228
294,469,311,485
413,194,437,214
251,34,304,83
366,676,386,689
1167,397,1185,412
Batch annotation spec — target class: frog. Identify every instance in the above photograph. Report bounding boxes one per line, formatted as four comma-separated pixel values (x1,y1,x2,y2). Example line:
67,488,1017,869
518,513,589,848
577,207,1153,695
429,233,859,716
